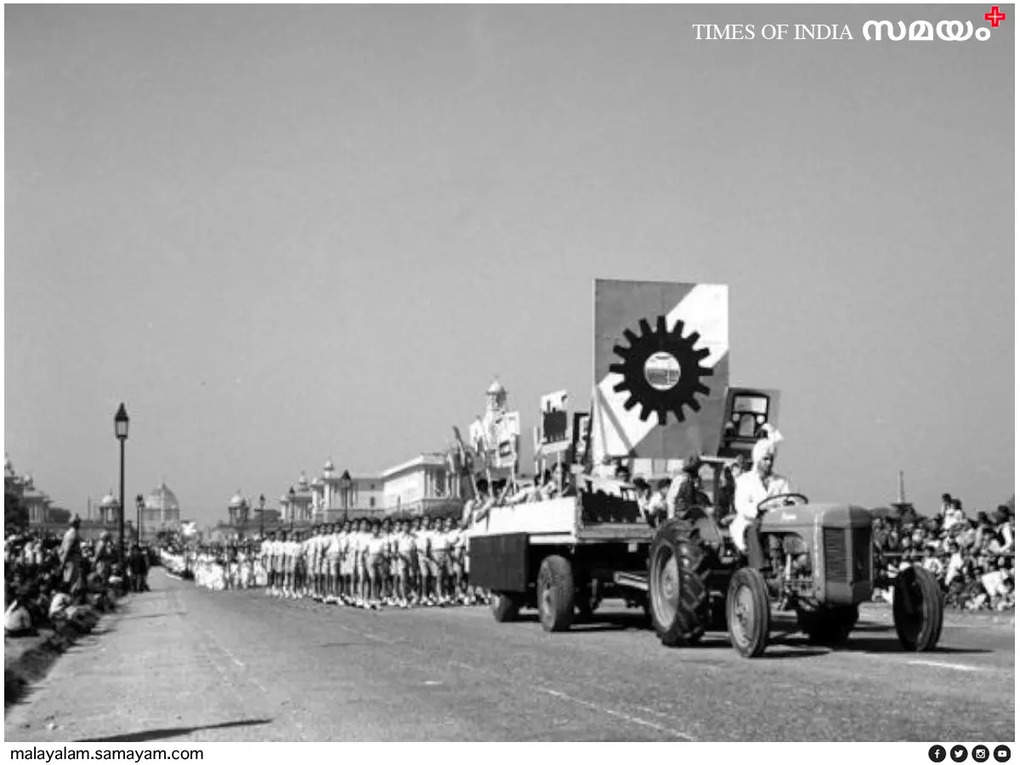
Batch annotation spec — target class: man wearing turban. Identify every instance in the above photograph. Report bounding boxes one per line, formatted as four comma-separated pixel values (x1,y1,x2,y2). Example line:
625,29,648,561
730,432,791,567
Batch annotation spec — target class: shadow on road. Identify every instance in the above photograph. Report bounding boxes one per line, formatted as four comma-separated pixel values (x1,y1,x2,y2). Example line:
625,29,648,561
118,612,188,621
757,648,830,659
512,611,651,632
76,718,273,742
835,637,992,655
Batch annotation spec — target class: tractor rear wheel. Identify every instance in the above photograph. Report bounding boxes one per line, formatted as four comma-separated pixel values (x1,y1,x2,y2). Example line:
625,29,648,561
490,591,523,623
893,564,944,651
537,555,574,632
648,520,711,646
796,604,859,645
726,567,770,658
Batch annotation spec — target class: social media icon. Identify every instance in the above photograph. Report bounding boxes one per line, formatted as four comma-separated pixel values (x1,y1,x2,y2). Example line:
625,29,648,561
993,745,1011,763
951,745,969,763
973,746,990,762
930,745,947,762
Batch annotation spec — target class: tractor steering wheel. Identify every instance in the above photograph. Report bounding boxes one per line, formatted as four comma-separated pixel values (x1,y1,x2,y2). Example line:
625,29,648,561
756,493,809,514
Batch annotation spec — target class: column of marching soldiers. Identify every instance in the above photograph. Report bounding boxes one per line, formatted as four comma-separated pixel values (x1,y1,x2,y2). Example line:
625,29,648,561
189,515,484,609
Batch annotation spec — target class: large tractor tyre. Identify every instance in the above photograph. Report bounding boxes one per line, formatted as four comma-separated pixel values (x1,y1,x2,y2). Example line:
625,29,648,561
648,520,711,647
726,567,771,658
537,555,575,632
893,564,944,651
490,592,523,623
796,604,859,645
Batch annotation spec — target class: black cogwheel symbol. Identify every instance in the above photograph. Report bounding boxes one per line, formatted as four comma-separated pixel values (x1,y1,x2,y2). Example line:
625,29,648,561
609,315,713,426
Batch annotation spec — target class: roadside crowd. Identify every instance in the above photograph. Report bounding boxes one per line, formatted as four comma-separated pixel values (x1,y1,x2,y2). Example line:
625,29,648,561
874,495,1014,611
4,517,150,637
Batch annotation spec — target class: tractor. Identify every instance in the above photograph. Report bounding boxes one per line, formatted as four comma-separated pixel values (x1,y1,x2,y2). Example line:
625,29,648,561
646,493,944,657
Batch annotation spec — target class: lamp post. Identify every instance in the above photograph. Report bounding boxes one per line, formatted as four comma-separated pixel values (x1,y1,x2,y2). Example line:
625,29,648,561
258,494,266,538
288,487,296,530
114,403,129,561
135,493,144,545
340,470,352,522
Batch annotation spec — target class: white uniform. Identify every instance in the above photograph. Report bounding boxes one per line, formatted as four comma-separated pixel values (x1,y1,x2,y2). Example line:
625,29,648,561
730,470,791,552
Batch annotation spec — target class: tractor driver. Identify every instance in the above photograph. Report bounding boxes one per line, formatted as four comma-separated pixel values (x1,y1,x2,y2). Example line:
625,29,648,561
731,437,791,568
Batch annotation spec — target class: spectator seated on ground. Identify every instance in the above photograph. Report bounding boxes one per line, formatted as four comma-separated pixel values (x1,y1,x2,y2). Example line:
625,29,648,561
85,571,116,613
48,588,73,625
108,563,127,597
45,584,97,632
4,592,34,637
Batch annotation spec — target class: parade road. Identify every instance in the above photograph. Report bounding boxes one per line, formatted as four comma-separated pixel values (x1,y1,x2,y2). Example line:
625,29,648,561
6,570,1014,742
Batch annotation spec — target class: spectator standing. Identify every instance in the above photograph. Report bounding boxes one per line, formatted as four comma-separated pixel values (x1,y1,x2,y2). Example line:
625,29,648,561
58,516,83,596
127,543,149,592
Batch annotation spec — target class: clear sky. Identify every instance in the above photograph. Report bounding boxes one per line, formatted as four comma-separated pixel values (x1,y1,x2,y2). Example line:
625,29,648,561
5,5,1014,526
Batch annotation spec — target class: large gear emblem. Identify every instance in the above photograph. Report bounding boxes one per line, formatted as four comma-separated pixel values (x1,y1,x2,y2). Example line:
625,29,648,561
609,315,713,425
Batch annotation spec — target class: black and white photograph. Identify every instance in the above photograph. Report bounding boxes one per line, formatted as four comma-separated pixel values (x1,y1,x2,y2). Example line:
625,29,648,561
3,1,1014,751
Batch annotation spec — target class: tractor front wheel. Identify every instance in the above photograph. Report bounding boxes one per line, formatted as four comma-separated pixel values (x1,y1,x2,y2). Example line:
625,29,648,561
726,567,771,658
893,564,944,651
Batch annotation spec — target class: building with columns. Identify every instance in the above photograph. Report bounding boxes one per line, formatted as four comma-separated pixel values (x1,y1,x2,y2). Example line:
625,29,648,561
279,472,315,525
6,455,54,526
381,453,461,517
274,452,462,525
277,461,385,525
139,482,181,540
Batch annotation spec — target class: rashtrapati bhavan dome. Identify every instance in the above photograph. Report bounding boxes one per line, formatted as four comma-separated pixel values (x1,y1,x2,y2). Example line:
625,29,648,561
140,482,181,538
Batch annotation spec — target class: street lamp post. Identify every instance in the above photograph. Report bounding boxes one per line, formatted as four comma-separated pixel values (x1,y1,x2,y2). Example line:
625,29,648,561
135,493,144,546
114,404,130,561
288,487,296,530
340,470,352,522
258,494,266,538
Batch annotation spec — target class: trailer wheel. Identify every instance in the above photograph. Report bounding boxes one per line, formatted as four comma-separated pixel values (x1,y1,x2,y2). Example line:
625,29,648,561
490,592,523,623
727,567,770,658
796,604,859,645
537,555,574,632
893,564,943,651
648,520,710,646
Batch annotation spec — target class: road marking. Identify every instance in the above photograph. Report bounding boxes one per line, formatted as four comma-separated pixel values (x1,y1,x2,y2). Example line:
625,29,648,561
908,659,985,672
222,648,246,668
537,687,693,741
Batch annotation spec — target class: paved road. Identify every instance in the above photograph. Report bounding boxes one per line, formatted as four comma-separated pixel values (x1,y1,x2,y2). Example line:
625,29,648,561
5,569,1014,742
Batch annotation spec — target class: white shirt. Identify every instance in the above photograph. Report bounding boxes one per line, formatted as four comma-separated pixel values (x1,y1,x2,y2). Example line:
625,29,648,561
731,470,791,552
364,536,387,557
431,530,450,553
397,532,417,556
326,533,343,557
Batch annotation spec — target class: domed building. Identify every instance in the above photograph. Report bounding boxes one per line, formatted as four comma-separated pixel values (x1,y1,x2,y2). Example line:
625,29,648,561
140,482,181,539
227,491,249,525
98,491,120,524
